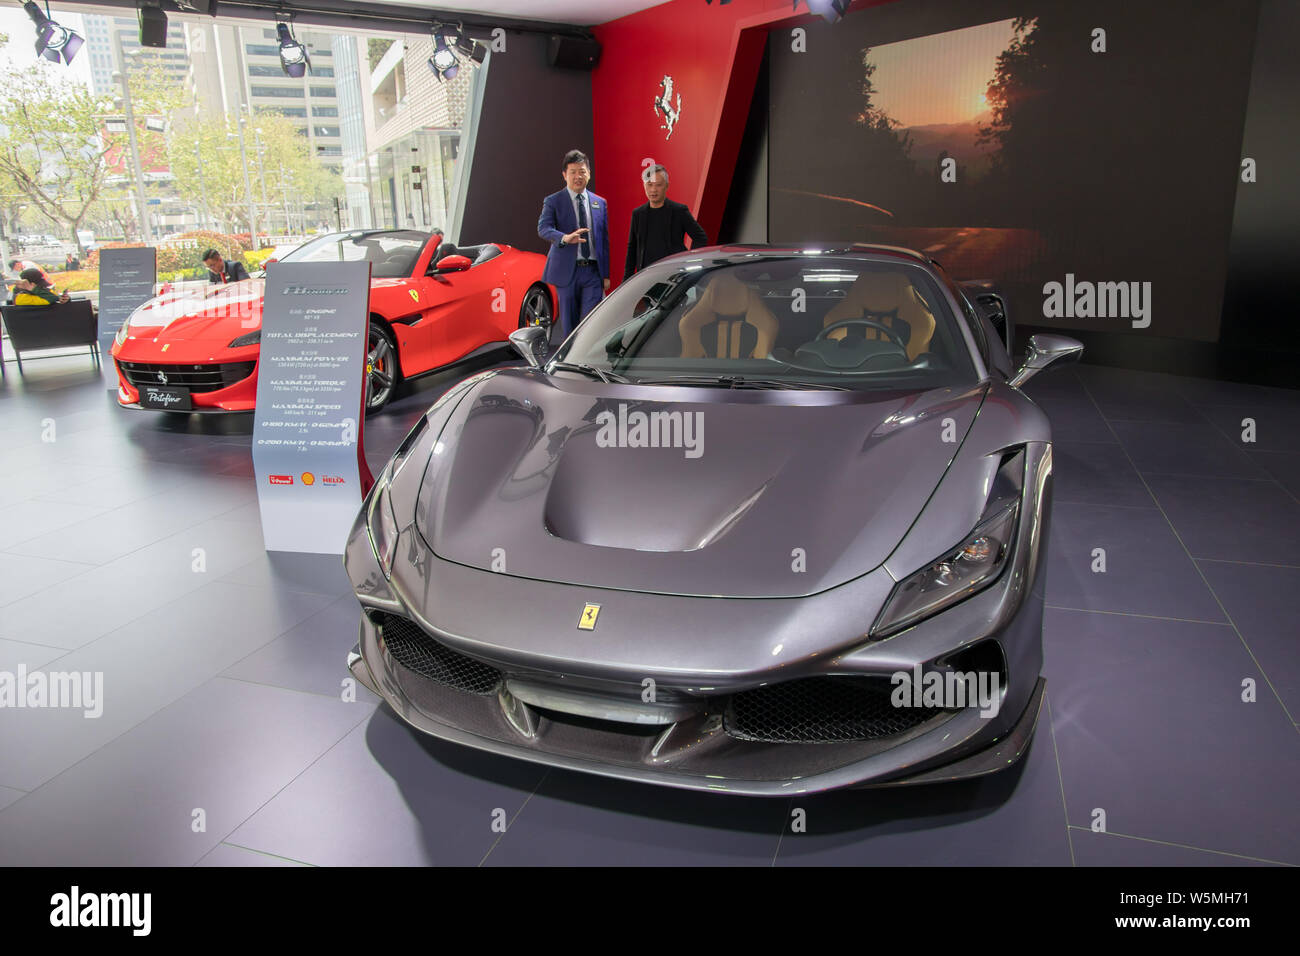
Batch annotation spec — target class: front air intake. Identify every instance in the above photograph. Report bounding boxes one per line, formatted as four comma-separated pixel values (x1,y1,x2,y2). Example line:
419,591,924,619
724,675,947,743
374,612,502,695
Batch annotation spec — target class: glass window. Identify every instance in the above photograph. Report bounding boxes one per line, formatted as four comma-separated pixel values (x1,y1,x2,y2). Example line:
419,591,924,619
311,106,339,117
555,255,978,392
251,85,305,98
278,231,429,277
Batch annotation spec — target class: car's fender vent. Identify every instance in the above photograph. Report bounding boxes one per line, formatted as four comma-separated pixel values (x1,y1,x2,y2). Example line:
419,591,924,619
374,612,502,695
724,676,945,743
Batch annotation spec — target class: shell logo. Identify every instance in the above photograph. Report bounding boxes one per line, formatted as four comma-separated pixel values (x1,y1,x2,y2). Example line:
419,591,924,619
301,472,316,485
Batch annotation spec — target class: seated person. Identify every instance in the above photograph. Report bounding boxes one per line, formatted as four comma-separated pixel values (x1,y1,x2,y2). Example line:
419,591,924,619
8,268,71,306
9,257,51,285
203,248,251,284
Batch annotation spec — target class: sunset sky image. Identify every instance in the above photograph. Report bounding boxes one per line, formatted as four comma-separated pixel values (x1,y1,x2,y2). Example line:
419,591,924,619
866,18,1019,130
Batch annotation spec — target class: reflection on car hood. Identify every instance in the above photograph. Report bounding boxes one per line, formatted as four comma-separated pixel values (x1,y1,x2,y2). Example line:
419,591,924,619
126,279,265,339
415,369,987,598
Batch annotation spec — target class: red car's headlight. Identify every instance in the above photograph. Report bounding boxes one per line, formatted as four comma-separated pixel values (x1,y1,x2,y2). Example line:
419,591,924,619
228,330,261,348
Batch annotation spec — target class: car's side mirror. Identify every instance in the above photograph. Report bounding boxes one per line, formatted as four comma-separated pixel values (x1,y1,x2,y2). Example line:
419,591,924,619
509,326,548,369
1010,333,1084,388
433,254,472,274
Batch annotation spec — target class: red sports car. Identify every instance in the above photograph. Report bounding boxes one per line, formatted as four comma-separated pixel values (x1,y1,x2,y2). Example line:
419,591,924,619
110,229,554,413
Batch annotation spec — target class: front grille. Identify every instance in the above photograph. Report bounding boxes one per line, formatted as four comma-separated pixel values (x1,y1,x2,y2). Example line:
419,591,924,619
118,361,255,393
375,612,502,695
724,676,945,743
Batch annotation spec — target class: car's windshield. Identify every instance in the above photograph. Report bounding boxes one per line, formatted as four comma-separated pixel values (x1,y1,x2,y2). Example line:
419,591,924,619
553,254,978,391
278,231,428,278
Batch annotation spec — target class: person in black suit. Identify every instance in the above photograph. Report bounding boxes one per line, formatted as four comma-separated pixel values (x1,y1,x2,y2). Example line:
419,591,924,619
203,248,251,284
623,164,708,282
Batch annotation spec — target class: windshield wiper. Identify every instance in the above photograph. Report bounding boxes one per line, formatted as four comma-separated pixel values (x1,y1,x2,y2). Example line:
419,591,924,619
549,361,632,384
633,374,849,391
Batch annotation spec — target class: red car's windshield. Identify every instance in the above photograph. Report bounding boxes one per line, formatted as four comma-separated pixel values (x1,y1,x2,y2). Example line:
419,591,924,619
278,231,429,278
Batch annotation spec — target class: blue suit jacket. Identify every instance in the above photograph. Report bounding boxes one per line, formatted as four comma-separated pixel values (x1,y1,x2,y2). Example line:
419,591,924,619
537,188,610,287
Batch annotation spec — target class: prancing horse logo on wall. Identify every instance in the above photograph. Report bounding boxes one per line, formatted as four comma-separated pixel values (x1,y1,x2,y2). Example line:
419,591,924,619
653,75,681,139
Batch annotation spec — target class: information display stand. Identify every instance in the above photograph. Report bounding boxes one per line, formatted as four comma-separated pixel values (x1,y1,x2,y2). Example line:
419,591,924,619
252,261,373,554
97,247,157,390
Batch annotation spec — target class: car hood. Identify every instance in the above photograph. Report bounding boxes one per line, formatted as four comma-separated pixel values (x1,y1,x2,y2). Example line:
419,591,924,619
414,370,986,598
126,279,265,341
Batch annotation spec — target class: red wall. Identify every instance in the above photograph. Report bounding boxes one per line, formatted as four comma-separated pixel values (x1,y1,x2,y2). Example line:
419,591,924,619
592,0,895,287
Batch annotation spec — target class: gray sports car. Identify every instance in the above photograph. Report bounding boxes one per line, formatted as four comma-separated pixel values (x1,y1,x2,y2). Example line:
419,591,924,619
344,245,1082,795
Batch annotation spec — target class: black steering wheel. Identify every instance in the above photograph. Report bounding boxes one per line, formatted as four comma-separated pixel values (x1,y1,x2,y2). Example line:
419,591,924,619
815,317,908,350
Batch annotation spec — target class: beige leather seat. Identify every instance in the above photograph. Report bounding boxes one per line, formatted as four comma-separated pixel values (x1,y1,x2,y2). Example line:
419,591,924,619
678,273,779,359
821,272,935,362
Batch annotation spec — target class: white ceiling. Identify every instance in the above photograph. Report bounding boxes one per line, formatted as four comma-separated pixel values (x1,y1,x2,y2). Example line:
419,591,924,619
375,0,668,27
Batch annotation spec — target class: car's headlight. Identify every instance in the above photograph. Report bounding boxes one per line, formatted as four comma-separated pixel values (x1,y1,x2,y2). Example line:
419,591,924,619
228,329,261,348
367,479,400,578
114,322,130,347
871,500,1019,638
365,415,430,577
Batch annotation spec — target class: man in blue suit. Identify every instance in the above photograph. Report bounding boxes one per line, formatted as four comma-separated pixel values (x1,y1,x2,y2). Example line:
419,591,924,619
537,149,610,338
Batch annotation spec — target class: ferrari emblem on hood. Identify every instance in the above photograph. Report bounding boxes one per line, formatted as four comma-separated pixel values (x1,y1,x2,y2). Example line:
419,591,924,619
577,604,601,631
409,289,420,303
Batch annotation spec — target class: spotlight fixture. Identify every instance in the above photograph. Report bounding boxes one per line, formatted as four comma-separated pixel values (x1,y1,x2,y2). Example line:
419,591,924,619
427,28,459,81
799,0,851,22
276,21,311,78
451,33,488,65
24,1,84,65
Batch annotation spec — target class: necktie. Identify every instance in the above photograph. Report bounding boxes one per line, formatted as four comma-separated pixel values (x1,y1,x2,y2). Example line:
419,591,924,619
576,193,591,261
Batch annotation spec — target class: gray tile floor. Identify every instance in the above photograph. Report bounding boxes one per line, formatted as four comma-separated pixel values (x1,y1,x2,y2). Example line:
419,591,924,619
0,347,1296,866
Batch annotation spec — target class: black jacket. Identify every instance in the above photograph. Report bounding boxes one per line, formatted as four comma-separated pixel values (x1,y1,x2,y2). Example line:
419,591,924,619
623,199,708,281
208,260,251,284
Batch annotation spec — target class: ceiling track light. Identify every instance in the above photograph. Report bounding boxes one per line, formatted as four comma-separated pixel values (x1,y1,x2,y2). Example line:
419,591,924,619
276,19,311,78
427,22,460,81
798,0,851,22
25,1,84,65
452,32,488,65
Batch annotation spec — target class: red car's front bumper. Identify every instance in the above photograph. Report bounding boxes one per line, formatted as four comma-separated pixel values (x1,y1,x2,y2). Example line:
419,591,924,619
112,348,261,412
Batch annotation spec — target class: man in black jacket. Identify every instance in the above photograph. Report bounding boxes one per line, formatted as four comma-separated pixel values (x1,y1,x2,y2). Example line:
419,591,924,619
203,248,251,284
623,164,708,282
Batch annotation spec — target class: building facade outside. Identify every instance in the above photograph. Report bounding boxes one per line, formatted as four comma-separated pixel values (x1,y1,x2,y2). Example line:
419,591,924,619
354,34,480,235
83,13,189,98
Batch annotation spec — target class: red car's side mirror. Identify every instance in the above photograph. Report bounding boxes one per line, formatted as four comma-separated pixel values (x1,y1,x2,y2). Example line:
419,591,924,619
435,254,472,273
